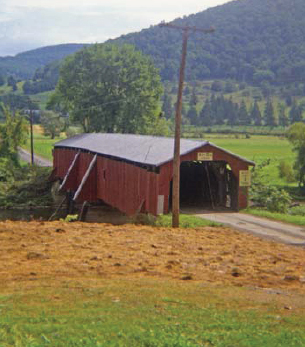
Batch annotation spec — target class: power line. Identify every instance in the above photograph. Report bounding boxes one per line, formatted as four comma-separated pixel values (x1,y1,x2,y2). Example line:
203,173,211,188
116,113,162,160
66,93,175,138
59,94,157,114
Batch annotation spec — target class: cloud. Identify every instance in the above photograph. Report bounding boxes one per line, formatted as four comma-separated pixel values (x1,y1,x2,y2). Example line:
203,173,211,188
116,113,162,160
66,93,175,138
0,0,231,56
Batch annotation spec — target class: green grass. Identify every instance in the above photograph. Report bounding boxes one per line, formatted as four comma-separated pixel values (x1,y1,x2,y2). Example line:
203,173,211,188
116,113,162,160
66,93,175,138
0,280,304,346
244,208,305,227
24,133,65,161
204,134,296,187
155,214,222,228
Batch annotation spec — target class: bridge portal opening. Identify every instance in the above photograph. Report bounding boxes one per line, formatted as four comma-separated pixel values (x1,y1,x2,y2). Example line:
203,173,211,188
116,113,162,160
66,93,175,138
169,161,238,211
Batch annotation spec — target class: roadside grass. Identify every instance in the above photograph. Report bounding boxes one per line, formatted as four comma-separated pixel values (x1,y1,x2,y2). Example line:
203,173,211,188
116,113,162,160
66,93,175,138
244,208,305,227
24,132,65,161
0,279,304,346
155,213,222,228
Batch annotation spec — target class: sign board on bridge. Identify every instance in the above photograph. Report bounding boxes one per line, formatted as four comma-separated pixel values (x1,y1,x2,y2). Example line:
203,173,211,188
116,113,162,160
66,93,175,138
239,170,251,187
197,152,213,161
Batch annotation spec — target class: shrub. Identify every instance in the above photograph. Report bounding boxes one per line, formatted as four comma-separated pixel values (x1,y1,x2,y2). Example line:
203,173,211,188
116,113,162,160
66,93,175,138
278,160,296,182
288,205,305,216
250,160,292,213
65,127,78,138
265,187,291,213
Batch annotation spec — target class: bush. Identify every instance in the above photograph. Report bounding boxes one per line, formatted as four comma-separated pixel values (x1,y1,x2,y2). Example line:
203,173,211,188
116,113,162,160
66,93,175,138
251,185,291,213
250,160,292,213
65,127,79,138
278,160,296,182
288,205,305,216
265,187,291,213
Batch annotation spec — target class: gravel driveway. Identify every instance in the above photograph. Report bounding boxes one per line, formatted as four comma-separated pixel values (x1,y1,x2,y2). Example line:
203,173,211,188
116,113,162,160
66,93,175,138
187,209,305,246
18,147,52,167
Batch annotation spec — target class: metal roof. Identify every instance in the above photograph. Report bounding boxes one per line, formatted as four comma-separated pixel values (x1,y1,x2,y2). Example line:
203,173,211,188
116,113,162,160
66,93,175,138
54,133,255,167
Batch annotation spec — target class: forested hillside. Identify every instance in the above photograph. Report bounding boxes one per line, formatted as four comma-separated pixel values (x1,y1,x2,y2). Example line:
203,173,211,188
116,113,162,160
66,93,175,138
111,0,305,85
23,61,61,95
0,44,89,79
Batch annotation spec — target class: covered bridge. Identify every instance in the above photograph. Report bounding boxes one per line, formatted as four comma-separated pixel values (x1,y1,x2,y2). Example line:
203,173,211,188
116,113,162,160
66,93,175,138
53,133,255,215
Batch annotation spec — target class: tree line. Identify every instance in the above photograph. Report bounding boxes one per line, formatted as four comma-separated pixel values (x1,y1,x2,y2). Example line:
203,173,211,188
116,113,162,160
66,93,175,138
162,93,304,127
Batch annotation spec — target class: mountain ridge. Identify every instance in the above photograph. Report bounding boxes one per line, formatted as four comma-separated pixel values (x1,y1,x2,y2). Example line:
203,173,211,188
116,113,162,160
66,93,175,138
0,43,90,79
2,0,305,88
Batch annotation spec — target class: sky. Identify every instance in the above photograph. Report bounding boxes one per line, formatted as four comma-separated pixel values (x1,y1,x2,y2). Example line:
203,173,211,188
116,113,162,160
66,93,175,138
0,0,231,57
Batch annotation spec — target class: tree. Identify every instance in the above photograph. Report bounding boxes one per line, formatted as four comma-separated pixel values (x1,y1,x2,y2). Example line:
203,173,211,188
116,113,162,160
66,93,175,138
187,105,198,125
0,105,28,166
7,76,17,91
286,123,305,186
199,99,213,126
211,81,223,92
250,101,262,126
278,104,289,127
226,98,238,126
53,44,164,134
190,87,198,106
264,99,276,126
289,101,303,124
162,92,173,119
41,111,66,139
238,100,250,125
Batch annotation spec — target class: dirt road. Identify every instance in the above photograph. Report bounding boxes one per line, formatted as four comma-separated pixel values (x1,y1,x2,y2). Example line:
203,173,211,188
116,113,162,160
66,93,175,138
190,210,305,246
18,147,52,167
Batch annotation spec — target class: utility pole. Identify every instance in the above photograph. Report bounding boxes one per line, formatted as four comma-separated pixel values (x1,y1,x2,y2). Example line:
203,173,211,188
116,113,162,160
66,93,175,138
30,109,34,165
159,22,214,228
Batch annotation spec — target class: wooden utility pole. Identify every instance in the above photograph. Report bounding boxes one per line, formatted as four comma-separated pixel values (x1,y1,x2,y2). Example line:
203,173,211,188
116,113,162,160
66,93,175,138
159,23,214,228
30,110,34,165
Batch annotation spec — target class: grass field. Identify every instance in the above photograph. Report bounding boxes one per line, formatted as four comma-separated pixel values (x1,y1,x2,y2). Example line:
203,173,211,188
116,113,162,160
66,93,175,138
205,134,295,187
24,132,65,161
1,280,305,346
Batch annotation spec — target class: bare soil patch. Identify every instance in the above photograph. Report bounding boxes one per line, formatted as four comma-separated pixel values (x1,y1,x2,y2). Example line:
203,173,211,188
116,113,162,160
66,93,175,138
0,221,304,292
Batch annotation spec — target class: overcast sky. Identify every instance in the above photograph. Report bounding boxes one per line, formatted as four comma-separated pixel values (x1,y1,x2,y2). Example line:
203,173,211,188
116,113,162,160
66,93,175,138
0,0,231,56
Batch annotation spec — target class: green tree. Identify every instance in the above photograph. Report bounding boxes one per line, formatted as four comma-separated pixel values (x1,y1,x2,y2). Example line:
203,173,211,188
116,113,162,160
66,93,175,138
53,44,164,134
0,105,28,165
286,122,305,186
7,76,17,91
187,105,198,125
190,87,198,106
41,111,66,139
162,92,173,119
199,99,213,126
264,99,276,126
278,103,289,127
289,101,303,124
238,100,250,125
250,101,262,126
226,98,238,126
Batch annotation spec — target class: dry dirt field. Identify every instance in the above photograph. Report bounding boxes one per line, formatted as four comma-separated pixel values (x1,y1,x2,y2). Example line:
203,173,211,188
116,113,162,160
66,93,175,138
0,221,304,292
